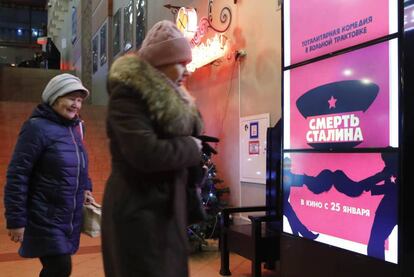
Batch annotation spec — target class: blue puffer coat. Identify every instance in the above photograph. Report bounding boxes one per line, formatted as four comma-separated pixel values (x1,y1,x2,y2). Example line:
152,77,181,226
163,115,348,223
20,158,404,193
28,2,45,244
4,103,92,258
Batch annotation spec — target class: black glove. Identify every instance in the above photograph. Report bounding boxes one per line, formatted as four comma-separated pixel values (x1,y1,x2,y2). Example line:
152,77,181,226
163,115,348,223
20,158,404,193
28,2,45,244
196,135,219,155
197,135,219,143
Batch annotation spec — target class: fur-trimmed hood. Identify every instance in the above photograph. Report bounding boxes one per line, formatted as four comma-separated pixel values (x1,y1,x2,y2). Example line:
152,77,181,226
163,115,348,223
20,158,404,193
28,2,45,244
107,54,203,136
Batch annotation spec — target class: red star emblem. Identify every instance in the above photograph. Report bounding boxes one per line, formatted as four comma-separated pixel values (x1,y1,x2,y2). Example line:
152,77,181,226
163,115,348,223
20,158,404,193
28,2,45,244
328,96,337,109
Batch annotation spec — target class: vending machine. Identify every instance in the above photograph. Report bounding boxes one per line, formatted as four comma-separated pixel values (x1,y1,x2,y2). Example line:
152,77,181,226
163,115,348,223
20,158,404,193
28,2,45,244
280,0,413,276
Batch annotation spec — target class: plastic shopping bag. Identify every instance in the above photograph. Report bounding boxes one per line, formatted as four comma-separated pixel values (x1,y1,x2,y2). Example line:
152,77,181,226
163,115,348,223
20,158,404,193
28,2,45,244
82,202,102,237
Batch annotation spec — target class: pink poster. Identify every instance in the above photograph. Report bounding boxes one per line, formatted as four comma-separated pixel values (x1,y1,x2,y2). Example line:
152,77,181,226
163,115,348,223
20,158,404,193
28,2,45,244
284,0,398,66
284,39,398,150
283,152,398,263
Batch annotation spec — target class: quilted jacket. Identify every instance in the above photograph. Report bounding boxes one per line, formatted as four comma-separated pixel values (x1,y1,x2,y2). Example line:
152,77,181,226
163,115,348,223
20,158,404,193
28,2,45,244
4,103,92,258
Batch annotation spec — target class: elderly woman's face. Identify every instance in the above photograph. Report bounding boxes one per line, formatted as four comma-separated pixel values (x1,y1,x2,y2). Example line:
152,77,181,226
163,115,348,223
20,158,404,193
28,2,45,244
52,91,85,120
158,62,190,86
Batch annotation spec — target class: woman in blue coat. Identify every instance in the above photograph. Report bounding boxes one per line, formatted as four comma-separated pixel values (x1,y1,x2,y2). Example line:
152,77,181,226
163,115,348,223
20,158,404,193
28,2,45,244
4,73,94,277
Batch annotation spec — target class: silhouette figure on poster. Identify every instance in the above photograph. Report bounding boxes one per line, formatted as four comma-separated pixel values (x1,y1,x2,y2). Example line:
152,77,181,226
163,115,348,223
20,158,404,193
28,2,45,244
285,152,397,260
283,157,333,240
333,152,398,260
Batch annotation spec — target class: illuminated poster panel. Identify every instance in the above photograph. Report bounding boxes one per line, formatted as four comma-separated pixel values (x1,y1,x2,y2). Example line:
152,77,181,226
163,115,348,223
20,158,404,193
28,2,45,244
405,3,414,32
283,39,399,150
282,152,398,264
284,0,398,66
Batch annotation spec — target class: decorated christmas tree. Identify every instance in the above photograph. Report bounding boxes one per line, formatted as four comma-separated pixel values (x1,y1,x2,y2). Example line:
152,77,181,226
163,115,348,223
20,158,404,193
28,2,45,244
188,136,230,252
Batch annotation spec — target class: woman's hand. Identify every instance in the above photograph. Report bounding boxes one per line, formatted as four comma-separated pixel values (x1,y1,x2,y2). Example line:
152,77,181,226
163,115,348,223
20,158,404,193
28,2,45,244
84,190,95,205
8,228,25,243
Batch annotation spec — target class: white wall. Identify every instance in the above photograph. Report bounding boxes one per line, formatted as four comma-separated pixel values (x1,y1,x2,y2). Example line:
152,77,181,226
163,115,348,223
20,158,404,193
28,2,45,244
187,0,282,209
236,0,282,207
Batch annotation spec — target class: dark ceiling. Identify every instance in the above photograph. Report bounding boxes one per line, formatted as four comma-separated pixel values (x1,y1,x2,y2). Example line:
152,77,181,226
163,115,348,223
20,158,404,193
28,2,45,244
0,0,47,8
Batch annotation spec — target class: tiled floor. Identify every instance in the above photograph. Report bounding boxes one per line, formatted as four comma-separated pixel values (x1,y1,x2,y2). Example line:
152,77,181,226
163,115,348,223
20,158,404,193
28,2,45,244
0,235,278,277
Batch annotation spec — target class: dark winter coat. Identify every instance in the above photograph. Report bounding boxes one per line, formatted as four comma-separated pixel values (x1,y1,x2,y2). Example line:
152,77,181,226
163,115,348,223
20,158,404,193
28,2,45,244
4,103,92,258
102,54,203,277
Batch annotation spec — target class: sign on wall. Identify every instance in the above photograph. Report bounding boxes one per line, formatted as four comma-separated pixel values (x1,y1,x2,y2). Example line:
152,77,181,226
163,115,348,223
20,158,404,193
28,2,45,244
282,0,401,265
240,114,270,184
283,152,398,264
284,0,398,66
284,38,399,150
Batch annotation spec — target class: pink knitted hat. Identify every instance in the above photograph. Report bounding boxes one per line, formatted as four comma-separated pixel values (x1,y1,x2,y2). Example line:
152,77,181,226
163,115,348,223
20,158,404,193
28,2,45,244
138,20,192,67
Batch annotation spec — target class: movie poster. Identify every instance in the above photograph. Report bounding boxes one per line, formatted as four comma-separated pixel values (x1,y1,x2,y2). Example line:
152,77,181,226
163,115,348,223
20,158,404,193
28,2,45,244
282,152,398,264
284,0,398,66
283,38,399,150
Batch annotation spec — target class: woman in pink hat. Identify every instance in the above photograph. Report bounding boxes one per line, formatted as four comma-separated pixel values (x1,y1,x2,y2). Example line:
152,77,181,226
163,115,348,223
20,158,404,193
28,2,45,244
102,20,203,277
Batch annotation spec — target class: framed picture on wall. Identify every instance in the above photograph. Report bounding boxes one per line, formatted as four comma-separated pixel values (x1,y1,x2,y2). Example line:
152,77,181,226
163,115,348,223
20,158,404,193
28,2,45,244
100,22,107,66
135,0,147,48
71,6,78,44
92,34,98,74
124,0,133,52
113,8,121,57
